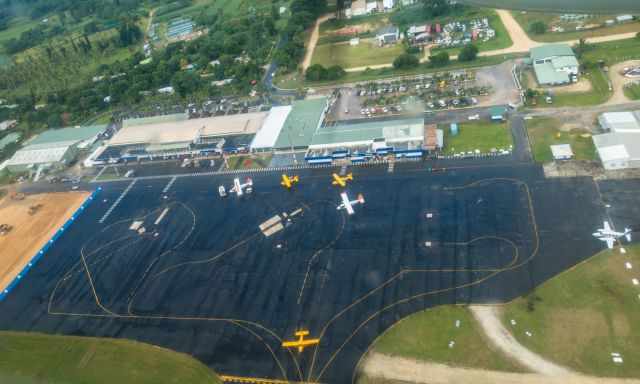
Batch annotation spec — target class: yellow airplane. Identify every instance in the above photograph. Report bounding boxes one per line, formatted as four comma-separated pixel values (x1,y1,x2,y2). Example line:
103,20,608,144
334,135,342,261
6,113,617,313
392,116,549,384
281,330,319,353
331,173,353,188
281,174,300,189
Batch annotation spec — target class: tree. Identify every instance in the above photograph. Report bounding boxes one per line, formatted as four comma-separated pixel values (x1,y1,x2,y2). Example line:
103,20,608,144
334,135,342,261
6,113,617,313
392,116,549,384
529,21,547,35
458,44,478,62
326,65,346,80
336,0,346,19
573,38,590,59
171,71,201,97
429,51,449,67
393,53,419,69
637,32,640,40
305,64,328,81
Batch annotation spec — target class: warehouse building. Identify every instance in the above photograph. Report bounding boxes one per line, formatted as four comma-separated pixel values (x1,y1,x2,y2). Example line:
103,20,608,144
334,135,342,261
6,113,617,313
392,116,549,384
305,118,426,164
593,111,640,170
5,124,106,173
101,112,268,162
530,44,579,86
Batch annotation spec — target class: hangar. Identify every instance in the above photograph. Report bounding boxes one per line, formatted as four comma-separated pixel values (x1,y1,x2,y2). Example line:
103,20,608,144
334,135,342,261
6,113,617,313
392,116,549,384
5,125,106,173
593,111,640,170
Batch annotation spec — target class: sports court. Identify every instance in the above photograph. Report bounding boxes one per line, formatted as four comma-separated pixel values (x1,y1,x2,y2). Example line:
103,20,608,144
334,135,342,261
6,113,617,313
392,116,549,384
0,163,612,382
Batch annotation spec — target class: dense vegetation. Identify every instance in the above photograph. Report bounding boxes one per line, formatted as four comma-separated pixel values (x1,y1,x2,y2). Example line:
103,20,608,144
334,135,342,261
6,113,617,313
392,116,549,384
0,1,281,137
274,0,327,71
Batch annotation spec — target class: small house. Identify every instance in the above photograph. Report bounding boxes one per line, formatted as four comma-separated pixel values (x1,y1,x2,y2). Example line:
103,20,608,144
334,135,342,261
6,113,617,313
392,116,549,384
550,144,574,160
376,25,400,45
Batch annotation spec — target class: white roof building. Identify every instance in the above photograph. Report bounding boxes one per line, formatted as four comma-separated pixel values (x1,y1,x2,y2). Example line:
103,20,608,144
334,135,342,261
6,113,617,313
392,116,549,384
250,106,292,150
550,144,574,160
598,111,640,133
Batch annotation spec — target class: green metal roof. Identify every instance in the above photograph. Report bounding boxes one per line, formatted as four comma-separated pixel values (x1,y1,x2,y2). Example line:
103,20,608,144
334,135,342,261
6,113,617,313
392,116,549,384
28,124,107,146
534,62,571,85
551,55,579,70
0,132,19,150
310,118,423,147
273,98,328,149
530,44,574,61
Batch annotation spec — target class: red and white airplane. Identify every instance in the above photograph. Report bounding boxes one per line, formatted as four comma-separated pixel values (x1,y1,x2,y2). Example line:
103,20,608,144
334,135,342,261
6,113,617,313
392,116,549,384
337,192,364,215
220,177,253,197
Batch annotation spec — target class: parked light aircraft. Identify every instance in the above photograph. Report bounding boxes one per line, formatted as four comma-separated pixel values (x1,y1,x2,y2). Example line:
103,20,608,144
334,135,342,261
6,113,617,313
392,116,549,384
593,221,632,249
332,173,353,187
281,174,300,189
337,192,365,215
220,177,253,197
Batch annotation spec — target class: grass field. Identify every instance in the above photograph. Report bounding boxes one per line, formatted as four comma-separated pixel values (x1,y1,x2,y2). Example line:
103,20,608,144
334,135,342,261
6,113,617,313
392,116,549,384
502,244,640,378
582,38,640,65
525,117,596,162
367,306,523,372
226,154,273,170
511,11,640,43
442,121,513,155
623,82,640,100
529,68,611,108
311,39,407,69
0,331,220,384
306,53,521,86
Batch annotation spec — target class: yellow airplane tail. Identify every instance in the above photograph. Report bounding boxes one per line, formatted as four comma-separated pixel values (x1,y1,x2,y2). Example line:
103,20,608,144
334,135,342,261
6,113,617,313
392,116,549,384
346,173,353,180
292,176,299,183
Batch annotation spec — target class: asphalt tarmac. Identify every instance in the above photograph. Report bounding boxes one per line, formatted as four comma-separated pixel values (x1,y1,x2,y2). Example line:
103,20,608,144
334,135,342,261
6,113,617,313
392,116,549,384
0,162,617,383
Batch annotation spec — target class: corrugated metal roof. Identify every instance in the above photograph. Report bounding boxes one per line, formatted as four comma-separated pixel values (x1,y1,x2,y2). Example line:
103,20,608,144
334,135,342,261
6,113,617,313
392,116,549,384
550,144,573,158
28,125,107,146
530,44,574,61
593,132,640,161
6,144,73,166
273,98,328,149
251,106,292,150
309,118,423,148
551,56,579,69
534,62,571,85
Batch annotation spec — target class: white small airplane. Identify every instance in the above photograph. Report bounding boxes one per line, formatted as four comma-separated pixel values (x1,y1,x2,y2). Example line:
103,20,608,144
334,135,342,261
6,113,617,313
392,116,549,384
220,177,253,197
593,221,632,249
337,192,365,215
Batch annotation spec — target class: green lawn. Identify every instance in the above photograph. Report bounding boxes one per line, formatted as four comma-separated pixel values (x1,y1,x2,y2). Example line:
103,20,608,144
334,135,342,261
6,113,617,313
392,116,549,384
511,11,640,43
582,38,640,65
526,117,596,162
0,332,221,384
623,82,640,100
502,244,640,378
529,68,611,108
368,306,523,372
305,53,521,86
442,121,513,155
226,154,273,170
311,39,407,69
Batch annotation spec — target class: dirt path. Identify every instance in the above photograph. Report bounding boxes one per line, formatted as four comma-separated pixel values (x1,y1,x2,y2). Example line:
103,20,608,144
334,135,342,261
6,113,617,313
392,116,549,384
301,13,335,72
469,306,571,375
361,353,640,384
607,60,640,105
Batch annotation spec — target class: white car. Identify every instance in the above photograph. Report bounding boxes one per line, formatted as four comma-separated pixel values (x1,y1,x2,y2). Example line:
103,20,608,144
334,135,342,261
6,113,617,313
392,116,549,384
468,114,480,121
